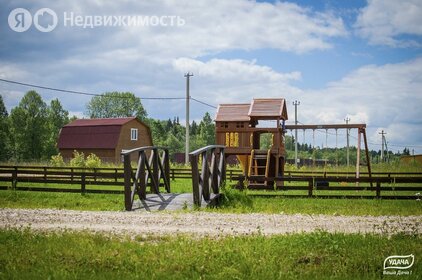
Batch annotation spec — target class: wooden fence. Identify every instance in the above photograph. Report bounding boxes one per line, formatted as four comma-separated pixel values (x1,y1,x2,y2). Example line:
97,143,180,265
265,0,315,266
1,165,421,199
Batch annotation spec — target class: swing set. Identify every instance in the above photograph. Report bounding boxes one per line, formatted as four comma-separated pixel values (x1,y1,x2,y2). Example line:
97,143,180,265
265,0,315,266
284,124,373,183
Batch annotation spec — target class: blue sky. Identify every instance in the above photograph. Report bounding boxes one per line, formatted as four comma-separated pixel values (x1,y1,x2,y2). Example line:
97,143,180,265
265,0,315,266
1,0,421,153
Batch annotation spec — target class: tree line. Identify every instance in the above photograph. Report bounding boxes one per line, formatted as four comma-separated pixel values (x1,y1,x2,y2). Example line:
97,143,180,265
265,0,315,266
0,91,214,162
0,90,410,164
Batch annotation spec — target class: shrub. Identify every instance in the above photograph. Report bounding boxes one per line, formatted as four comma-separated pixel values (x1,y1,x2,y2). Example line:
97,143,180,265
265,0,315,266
85,153,102,168
69,150,85,167
50,153,65,167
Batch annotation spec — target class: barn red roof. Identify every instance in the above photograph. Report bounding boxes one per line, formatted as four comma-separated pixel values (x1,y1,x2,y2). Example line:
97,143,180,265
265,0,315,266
58,117,137,149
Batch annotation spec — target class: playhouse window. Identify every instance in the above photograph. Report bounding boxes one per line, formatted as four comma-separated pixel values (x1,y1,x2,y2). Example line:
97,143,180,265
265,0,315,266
236,122,244,128
131,128,138,141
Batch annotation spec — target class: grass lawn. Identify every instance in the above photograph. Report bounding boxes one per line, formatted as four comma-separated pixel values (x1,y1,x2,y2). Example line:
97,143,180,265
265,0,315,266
0,189,421,216
0,229,420,280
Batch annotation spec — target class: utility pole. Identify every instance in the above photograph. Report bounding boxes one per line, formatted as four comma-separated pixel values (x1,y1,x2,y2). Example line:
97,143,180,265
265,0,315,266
379,130,386,162
184,72,193,165
293,100,300,168
344,117,350,167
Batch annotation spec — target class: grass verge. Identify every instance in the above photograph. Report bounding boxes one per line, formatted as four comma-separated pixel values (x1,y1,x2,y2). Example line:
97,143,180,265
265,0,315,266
0,189,421,216
0,228,420,280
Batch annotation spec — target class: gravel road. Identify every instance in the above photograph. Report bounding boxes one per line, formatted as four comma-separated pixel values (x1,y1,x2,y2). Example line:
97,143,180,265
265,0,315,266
0,208,420,237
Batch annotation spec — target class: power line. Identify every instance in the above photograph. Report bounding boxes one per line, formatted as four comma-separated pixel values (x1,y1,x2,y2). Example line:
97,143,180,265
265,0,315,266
0,78,99,97
191,97,217,109
0,78,185,100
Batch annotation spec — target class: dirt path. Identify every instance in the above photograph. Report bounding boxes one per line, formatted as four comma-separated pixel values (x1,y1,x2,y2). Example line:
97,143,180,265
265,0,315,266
0,208,420,237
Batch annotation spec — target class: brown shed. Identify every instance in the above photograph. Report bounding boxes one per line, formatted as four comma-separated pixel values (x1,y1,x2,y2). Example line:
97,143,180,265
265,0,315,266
58,117,153,162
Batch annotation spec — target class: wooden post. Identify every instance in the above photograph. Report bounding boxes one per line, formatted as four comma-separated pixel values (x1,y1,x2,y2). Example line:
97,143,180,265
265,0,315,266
201,151,210,201
376,181,381,199
190,154,201,207
152,149,159,194
139,152,146,200
163,149,171,193
362,128,373,187
43,167,47,183
356,129,361,185
308,178,313,197
210,149,219,194
12,167,17,190
123,154,132,211
81,173,86,195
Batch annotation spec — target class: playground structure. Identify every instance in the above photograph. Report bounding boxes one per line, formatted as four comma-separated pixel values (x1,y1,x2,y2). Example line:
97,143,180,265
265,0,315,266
215,98,373,189
215,98,288,189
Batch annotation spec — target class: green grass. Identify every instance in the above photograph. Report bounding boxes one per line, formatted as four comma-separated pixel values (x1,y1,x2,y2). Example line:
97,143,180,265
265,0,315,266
219,191,422,216
0,191,124,211
0,229,420,279
1,189,421,216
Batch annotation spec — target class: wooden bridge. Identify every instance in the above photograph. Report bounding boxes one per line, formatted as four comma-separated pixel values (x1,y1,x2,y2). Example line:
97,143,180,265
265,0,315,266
121,145,226,211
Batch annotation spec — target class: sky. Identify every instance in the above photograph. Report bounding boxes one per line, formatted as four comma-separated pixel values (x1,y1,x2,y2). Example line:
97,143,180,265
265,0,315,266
1,0,421,154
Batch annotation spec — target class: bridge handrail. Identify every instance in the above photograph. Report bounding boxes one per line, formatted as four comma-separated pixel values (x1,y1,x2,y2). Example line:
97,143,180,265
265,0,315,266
121,146,170,211
189,145,226,206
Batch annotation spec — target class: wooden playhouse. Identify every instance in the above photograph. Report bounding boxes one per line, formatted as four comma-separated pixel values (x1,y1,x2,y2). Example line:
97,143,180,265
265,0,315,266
215,98,288,188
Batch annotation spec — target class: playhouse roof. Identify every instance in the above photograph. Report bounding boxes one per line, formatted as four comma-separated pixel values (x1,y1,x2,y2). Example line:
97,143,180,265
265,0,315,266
215,98,288,122
215,104,251,122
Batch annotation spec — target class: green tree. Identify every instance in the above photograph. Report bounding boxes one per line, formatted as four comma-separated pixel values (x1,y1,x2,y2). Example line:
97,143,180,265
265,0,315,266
198,112,215,145
86,92,147,121
45,99,69,157
0,95,10,161
9,91,48,160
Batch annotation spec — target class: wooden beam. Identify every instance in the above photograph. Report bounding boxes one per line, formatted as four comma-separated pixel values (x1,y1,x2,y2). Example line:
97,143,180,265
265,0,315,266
285,124,366,130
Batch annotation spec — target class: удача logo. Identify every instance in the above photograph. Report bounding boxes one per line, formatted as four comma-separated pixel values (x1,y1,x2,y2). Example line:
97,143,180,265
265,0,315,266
384,254,414,270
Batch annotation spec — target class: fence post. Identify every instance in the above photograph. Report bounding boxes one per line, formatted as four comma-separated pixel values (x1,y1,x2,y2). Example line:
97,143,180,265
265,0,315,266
81,173,86,195
43,167,47,183
12,167,17,190
308,178,313,197
376,181,381,199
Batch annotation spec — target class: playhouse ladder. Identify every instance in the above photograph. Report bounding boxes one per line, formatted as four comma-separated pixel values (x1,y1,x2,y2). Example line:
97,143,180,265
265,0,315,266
248,149,271,188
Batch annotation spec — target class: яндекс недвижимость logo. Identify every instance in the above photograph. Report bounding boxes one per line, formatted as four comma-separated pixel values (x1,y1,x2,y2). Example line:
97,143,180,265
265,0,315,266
8,8,58,32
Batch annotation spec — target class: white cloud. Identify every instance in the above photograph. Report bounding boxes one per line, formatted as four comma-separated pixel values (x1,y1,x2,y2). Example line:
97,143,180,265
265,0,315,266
355,0,422,47
298,58,422,150
171,57,303,105
5,0,346,60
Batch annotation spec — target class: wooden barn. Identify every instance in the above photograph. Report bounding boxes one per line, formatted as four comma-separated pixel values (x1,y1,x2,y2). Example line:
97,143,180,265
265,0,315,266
57,117,153,162
215,98,288,188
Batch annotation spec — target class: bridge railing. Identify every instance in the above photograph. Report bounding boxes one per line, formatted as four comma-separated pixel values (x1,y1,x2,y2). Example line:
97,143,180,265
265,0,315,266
189,145,226,206
121,146,170,211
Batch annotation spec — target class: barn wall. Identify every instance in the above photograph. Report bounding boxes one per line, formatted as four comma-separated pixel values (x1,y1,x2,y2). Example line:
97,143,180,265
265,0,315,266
115,119,153,161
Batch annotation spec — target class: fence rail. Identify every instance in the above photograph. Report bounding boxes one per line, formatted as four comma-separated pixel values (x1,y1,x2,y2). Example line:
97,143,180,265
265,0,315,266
0,165,421,200
236,175,422,199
